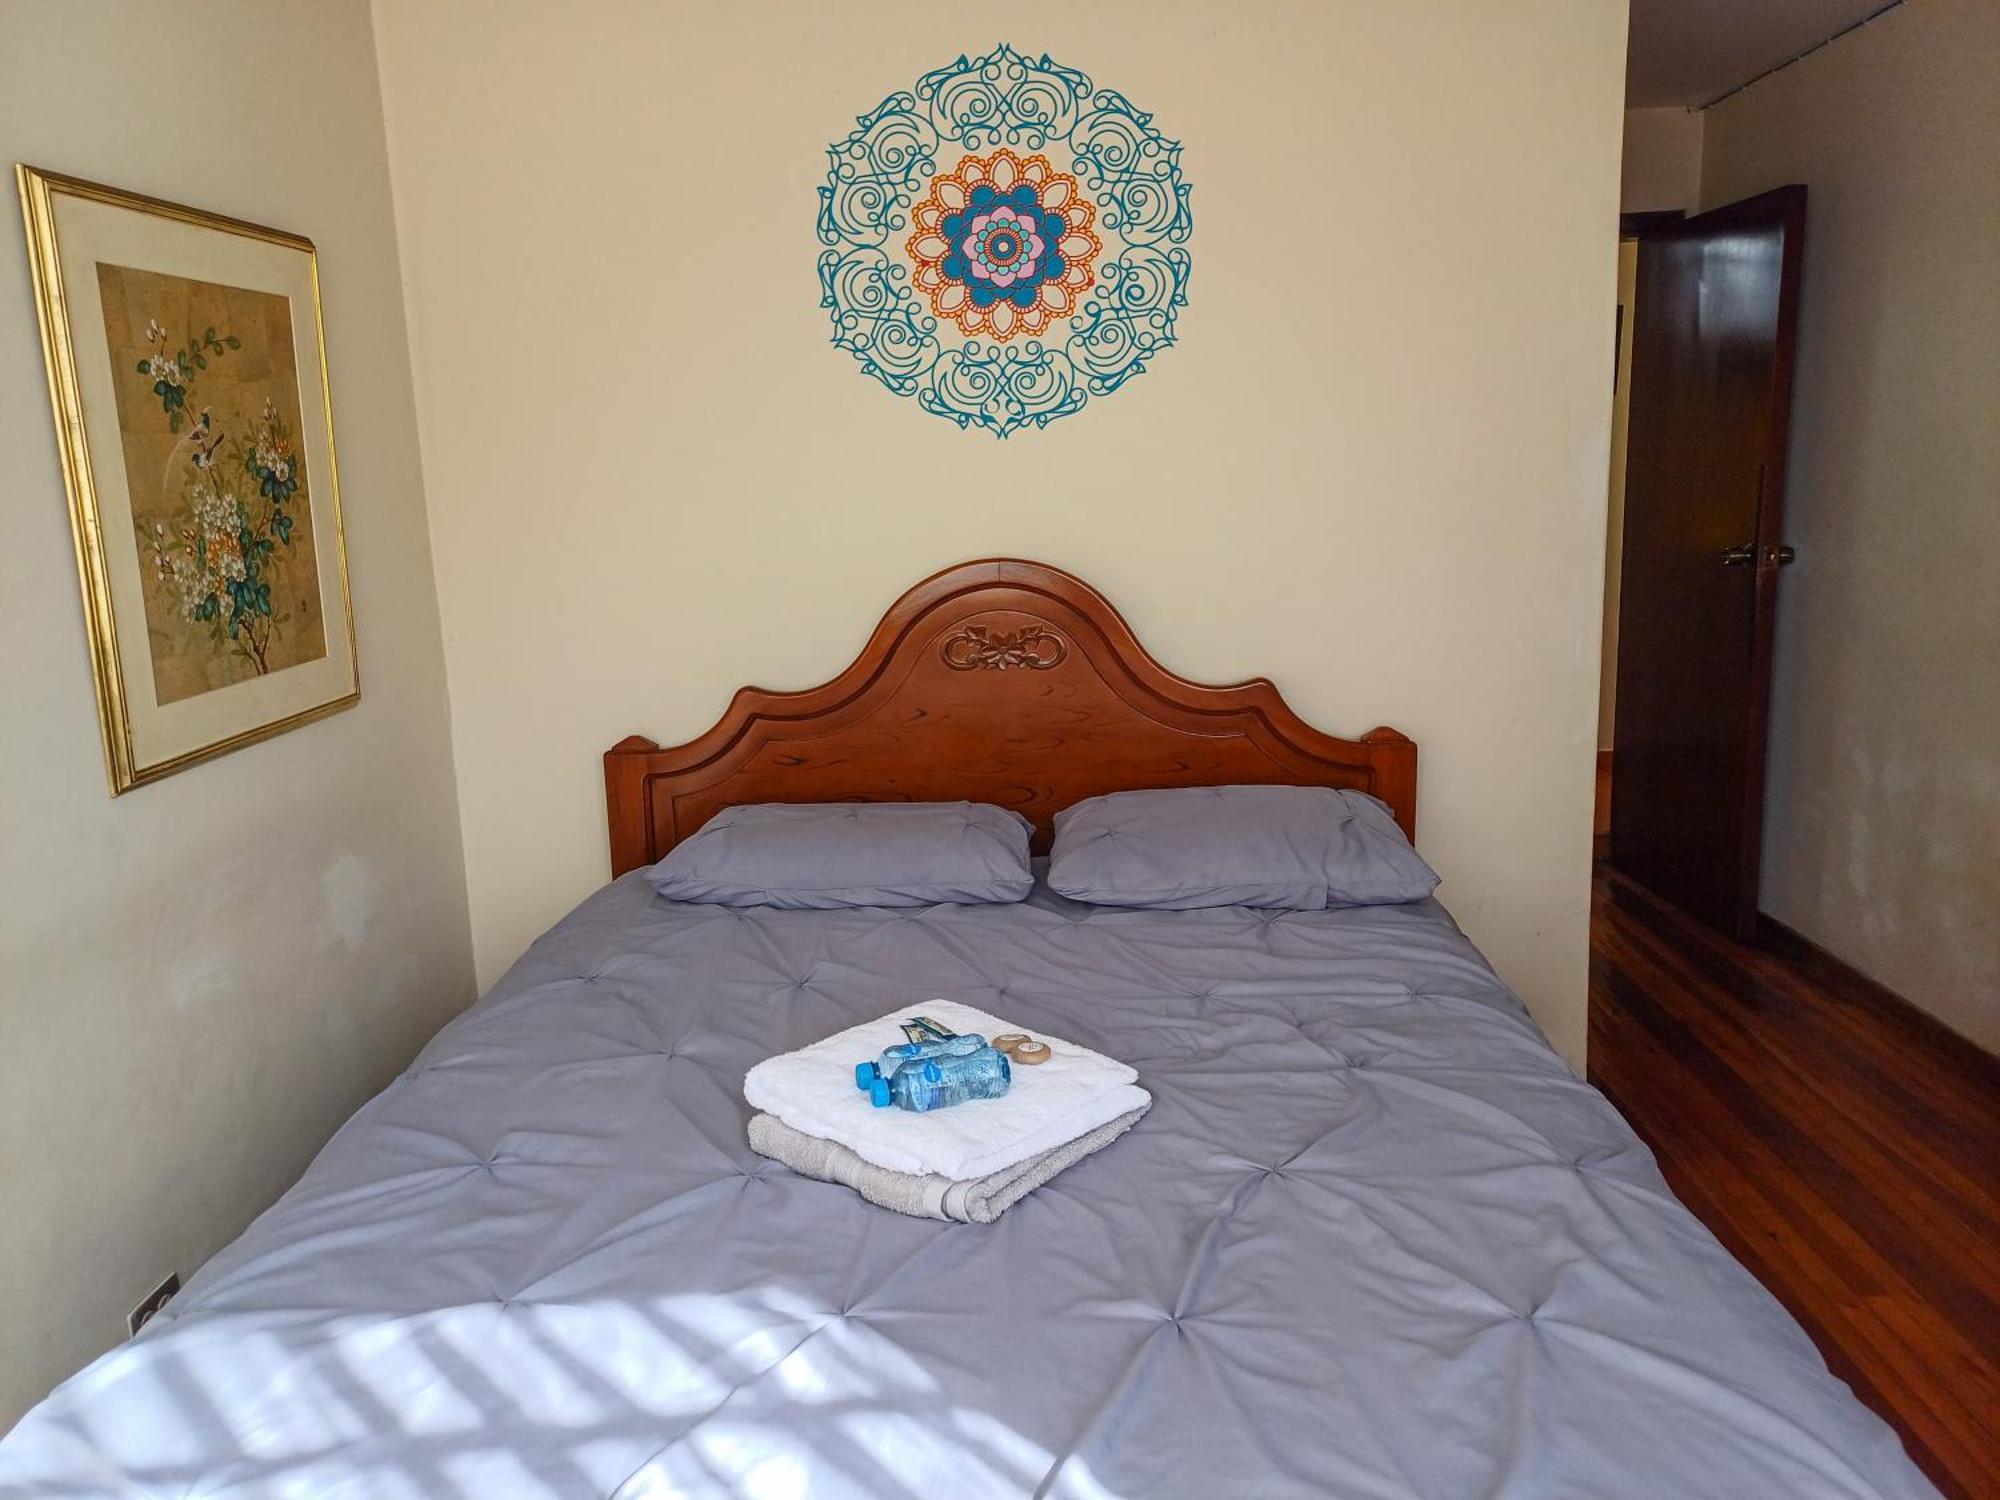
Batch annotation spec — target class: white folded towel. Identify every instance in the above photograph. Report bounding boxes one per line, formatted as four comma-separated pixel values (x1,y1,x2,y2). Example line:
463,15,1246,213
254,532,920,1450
743,999,1151,1180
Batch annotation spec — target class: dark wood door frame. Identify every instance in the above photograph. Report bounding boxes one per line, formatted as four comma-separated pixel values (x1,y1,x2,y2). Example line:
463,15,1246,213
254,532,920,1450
1735,189,1808,939
1619,209,1686,238
1611,185,1807,940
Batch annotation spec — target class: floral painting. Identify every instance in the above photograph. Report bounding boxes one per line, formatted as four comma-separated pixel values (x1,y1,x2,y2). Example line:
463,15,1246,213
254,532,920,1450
818,44,1192,437
20,166,356,793
97,265,328,704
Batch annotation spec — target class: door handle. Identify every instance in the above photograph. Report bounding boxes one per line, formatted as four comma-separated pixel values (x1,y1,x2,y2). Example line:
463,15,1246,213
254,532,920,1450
1721,543,1798,568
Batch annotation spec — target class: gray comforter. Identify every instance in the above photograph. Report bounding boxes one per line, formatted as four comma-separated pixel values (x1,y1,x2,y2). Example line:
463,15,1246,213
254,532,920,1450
0,872,1938,1498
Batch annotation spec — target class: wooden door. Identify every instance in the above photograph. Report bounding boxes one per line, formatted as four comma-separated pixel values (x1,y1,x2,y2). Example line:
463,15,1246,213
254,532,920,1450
1611,185,1806,940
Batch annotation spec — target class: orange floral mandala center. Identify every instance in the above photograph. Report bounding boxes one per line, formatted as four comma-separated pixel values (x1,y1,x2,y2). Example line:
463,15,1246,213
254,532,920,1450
906,150,1102,341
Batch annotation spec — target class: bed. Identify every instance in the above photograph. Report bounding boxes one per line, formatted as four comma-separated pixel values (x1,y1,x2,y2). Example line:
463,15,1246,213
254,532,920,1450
0,560,1936,1498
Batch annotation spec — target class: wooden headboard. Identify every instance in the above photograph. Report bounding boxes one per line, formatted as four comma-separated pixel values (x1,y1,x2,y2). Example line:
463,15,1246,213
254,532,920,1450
604,559,1416,875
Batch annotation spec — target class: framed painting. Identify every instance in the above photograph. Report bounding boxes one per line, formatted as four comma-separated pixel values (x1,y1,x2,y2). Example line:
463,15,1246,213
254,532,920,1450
17,165,357,793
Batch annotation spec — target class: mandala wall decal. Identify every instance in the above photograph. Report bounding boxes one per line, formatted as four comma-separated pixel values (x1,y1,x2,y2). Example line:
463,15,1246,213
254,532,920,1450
818,44,1192,438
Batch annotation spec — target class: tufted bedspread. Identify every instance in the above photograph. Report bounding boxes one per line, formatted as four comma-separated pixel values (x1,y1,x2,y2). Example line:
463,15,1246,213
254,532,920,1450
0,870,1938,1498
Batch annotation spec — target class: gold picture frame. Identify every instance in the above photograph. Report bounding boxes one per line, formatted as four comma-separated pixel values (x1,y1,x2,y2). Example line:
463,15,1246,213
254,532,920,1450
18,165,358,793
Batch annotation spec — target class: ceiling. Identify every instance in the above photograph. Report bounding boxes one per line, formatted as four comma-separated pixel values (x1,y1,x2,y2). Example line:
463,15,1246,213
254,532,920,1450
1626,0,1896,108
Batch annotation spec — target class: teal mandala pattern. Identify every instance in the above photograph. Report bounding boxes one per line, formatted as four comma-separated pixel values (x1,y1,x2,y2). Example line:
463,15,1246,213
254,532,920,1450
817,44,1192,437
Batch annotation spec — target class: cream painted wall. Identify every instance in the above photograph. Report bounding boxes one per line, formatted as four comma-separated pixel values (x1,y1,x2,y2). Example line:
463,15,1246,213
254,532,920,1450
1701,0,2000,1050
0,0,473,1425
374,0,1626,1068
1621,106,1703,212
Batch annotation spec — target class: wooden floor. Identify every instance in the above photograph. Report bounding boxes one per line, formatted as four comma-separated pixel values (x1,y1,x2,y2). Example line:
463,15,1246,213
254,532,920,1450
1589,868,2000,1499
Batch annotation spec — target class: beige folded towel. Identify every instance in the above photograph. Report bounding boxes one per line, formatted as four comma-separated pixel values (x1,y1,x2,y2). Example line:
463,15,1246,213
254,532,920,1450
747,1104,1149,1223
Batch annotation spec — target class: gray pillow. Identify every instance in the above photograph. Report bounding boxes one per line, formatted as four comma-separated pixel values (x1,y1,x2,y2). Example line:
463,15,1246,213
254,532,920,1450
1047,784,1439,911
649,801,1034,909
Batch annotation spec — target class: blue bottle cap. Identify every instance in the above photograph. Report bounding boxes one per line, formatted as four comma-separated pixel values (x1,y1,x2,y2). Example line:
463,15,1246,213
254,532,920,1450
869,1077,892,1108
855,1061,877,1090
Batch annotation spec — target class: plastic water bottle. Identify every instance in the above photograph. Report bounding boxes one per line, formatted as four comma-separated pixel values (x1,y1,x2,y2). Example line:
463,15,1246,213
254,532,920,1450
877,1044,1011,1112
853,1023,1012,1111
866,1029,980,1080
854,1016,985,1095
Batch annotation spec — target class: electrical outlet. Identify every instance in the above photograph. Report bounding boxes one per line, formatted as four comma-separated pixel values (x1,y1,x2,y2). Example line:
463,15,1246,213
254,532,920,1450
127,1273,179,1337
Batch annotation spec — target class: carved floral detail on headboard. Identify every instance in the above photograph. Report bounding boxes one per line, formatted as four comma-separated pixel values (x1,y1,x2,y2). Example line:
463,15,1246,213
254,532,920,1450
940,624,1068,672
